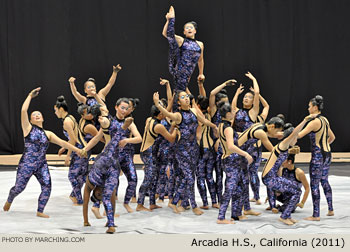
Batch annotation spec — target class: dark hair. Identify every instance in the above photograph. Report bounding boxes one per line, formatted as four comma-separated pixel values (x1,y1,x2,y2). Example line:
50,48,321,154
184,21,197,30
197,95,209,111
283,123,294,139
116,97,130,106
150,105,161,117
287,154,295,164
88,104,102,119
77,103,89,116
267,114,285,129
310,95,324,110
276,114,285,122
160,98,168,108
218,102,232,118
84,78,96,89
55,95,68,112
245,91,255,97
129,98,140,109
215,90,228,104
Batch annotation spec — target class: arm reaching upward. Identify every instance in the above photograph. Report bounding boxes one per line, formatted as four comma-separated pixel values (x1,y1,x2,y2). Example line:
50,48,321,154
98,64,122,100
21,87,41,137
69,77,86,104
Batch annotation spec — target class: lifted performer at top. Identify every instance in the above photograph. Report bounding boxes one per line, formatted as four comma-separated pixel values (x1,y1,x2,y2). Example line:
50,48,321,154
162,6,204,93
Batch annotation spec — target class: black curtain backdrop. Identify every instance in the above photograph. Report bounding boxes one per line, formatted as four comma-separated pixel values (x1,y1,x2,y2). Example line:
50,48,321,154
1,0,350,154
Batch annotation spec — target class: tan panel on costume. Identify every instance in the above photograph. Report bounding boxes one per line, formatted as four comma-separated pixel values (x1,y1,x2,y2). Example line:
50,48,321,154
219,122,234,159
315,116,331,152
140,118,159,152
262,144,282,177
197,113,214,148
237,123,262,147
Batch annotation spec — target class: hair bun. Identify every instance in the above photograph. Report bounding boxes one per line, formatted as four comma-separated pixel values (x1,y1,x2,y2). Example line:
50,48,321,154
219,89,227,95
217,101,226,109
283,123,293,130
57,95,65,102
87,78,96,83
276,114,285,122
315,95,323,103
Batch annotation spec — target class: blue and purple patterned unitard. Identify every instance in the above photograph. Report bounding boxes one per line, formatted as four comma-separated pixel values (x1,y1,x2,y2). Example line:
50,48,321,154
114,117,137,205
217,120,243,220
63,115,89,205
137,118,161,206
167,18,201,92
262,144,302,220
196,111,217,207
211,110,223,204
7,125,51,213
156,118,174,201
88,117,125,227
308,115,333,217
172,109,199,209
276,167,303,213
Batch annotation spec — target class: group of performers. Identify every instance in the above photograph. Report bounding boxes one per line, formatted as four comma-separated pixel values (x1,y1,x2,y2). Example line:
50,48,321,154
2,6,335,233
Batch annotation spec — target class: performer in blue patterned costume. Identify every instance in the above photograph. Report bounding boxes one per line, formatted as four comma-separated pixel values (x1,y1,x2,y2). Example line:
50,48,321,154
209,79,236,205
82,112,133,234
162,6,204,94
273,152,310,213
136,100,177,212
54,96,89,205
231,72,262,205
262,115,314,225
153,90,217,215
216,102,253,224
3,88,86,218
298,95,335,221
114,98,142,213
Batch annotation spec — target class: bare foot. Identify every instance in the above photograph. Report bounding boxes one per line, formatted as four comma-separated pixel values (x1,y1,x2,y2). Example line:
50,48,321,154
150,204,162,210
106,227,116,234
184,206,191,210
3,201,11,211
103,210,107,216
91,207,103,219
217,219,235,224
249,198,256,202
123,204,134,213
255,199,262,205
168,203,180,214
244,209,261,216
289,218,298,223
177,206,186,212
212,203,220,209
69,196,77,204
304,216,320,221
265,206,271,211
155,194,159,199
264,197,269,204
114,213,120,218
279,217,294,225
192,207,204,215
130,197,137,203
200,205,209,210
327,210,334,216
136,204,152,212
157,199,164,204
272,208,279,214
37,212,50,218
84,222,91,226
238,215,248,220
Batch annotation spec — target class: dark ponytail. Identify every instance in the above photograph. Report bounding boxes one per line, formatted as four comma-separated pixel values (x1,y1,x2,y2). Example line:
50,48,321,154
267,114,285,129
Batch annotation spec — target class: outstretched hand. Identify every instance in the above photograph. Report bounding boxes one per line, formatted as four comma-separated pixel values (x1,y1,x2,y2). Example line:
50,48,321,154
166,6,175,20
113,64,122,72
153,92,160,104
159,78,169,86
29,87,41,98
235,84,244,95
225,79,237,87
245,71,256,81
